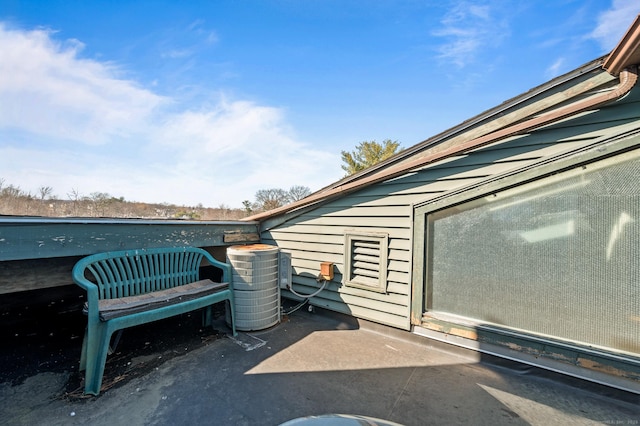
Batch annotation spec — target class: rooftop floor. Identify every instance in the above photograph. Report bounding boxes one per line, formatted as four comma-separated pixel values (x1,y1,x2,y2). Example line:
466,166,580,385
1,296,638,426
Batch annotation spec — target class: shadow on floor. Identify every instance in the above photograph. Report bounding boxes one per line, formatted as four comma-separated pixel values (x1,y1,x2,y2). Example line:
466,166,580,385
0,286,638,425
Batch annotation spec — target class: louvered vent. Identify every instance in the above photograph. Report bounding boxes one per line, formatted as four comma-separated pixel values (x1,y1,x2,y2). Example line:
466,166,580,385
344,232,388,293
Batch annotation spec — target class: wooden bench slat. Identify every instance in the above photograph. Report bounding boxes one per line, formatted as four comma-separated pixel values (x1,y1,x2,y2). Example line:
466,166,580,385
94,279,229,321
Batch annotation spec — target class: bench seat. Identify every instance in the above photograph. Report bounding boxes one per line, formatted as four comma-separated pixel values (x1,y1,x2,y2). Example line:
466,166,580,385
93,279,229,320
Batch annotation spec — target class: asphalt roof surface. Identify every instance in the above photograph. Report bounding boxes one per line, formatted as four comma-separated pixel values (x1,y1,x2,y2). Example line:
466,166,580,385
1,294,638,426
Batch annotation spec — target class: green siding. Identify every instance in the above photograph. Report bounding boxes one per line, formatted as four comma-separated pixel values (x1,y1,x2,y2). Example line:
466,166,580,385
262,73,640,331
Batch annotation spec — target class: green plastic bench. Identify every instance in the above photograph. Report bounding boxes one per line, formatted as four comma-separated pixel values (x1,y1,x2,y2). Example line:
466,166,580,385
72,246,236,395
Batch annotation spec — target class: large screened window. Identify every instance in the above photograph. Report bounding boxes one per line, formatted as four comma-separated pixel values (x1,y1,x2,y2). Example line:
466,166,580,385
425,150,640,356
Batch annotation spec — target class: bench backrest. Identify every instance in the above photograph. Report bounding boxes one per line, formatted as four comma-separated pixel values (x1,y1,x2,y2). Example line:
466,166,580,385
73,247,217,300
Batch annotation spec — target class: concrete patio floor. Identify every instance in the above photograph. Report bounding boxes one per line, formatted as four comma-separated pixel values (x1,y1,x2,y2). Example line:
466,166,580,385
1,305,639,426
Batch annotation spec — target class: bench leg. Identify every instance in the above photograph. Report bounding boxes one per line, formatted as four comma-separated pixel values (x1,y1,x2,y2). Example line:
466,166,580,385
202,306,213,327
82,321,113,396
227,299,237,337
80,327,121,368
108,330,124,355
79,327,88,372
203,303,236,336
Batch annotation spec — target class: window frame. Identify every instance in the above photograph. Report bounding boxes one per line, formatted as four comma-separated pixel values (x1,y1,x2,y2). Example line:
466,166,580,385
411,136,640,325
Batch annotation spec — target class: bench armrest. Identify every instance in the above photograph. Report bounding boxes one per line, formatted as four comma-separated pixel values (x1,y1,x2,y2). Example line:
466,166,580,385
200,250,232,284
72,258,101,322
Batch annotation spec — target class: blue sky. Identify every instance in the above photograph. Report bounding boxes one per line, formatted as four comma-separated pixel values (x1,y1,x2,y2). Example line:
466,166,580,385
1,0,638,209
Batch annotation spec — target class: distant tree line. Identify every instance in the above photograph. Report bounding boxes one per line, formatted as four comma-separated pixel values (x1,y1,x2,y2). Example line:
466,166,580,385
242,185,311,214
0,178,246,220
0,178,312,219
1,140,398,219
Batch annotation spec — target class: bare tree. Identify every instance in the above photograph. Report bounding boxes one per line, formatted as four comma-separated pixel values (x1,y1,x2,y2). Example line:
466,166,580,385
38,186,54,201
1,184,26,198
89,192,113,217
250,185,312,212
67,188,82,202
287,185,311,202
67,188,83,216
254,188,290,211
242,200,253,215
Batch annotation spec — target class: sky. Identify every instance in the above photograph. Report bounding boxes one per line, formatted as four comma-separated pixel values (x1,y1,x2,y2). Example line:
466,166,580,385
1,0,638,209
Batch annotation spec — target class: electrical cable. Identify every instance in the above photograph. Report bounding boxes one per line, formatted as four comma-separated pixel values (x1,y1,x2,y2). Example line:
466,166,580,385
281,272,328,315
286,278,327,299
281,298,308,316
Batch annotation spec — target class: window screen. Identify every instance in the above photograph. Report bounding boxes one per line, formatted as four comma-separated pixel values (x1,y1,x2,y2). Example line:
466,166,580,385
427,151,640,356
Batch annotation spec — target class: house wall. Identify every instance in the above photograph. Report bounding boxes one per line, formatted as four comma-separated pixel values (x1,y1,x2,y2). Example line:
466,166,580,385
261,198,413,329
261,75,640,331
259,143,613,329
260,137,575,329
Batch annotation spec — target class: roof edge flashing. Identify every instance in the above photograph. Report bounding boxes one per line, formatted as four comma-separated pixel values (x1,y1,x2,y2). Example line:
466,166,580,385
603,14,640,76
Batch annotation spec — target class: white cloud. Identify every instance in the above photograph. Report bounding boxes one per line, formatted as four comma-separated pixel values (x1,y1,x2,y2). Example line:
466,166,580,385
545,57,565,79
161,49,194,59
0,23,164,145
158,100,295,156
159,20,219,60
433,1,509,68
149,99,340,205
590,0,639,52
187,19,219,45
0,23,343,208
